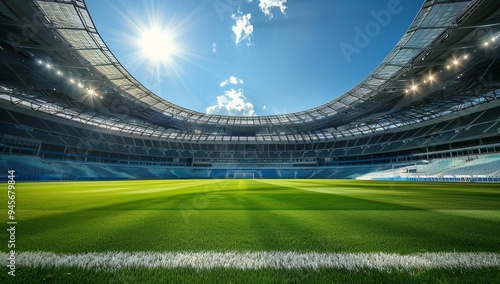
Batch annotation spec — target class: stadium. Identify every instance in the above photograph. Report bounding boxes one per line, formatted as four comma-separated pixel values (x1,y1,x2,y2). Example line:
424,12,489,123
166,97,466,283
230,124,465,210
0,0,499,282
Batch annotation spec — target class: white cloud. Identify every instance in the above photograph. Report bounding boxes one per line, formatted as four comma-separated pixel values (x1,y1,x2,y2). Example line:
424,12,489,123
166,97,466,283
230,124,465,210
206,88,256,116
208,76,255,116
232,13,253,45
259,0,287,18
219,76,244,87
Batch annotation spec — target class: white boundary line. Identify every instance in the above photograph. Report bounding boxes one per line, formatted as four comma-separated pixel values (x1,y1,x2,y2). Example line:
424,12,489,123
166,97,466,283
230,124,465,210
2,251,500,271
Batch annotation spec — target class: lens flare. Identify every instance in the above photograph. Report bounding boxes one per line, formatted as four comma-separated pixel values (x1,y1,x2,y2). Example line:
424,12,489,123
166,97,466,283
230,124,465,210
140,28,178,62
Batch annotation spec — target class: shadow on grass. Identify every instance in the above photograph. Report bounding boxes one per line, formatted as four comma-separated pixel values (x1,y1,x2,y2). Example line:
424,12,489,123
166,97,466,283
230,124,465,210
12,180,500,253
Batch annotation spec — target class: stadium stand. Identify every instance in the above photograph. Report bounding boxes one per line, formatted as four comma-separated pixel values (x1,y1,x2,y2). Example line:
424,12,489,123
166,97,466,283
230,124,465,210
0,0,499,182
358,155,500,182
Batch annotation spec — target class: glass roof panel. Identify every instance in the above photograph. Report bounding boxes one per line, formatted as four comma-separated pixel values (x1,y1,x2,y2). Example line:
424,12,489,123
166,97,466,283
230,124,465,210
25,0,479,139
38,2,84,29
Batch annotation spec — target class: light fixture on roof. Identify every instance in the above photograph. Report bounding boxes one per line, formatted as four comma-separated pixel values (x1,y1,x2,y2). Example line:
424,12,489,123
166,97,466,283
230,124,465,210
424,73,435,84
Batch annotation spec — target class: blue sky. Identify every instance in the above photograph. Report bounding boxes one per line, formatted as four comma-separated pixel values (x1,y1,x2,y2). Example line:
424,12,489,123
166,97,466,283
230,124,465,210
86,0,423,116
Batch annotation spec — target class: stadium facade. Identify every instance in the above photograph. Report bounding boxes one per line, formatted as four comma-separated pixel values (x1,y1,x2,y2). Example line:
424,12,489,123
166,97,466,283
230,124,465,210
0,0,499,181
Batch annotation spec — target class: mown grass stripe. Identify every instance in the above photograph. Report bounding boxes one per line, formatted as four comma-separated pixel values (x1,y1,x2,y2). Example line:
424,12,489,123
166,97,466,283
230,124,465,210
4,252,500,271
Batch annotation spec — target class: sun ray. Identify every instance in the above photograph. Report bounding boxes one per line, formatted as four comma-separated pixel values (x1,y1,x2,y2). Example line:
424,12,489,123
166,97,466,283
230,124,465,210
93,1,223,107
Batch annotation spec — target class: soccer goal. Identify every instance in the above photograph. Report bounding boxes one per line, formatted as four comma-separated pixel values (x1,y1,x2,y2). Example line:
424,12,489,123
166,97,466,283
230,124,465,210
233,172,255,179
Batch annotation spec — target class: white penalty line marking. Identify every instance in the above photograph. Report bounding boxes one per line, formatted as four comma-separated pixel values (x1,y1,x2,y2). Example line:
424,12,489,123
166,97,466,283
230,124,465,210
2,251,500,271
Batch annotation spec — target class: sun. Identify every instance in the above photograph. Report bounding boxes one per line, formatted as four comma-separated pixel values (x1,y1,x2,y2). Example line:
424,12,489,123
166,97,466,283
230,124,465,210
139,27,178,62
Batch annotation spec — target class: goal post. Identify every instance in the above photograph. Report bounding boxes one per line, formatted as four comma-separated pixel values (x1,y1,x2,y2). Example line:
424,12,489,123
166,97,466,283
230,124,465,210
233,172,255,179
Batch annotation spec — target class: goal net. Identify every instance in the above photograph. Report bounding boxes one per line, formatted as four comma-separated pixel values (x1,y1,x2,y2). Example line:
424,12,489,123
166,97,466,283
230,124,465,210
234,172,255,179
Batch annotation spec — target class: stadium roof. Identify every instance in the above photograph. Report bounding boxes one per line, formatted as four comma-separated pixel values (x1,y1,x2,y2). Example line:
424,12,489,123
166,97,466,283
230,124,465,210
0,0,499,142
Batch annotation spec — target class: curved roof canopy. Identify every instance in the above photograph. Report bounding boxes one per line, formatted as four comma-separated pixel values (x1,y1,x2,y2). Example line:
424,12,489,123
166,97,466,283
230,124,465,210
1,0,499,142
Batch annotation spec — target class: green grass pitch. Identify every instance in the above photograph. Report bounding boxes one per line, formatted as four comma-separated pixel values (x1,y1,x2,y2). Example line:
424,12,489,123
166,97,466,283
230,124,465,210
1,179,500,283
